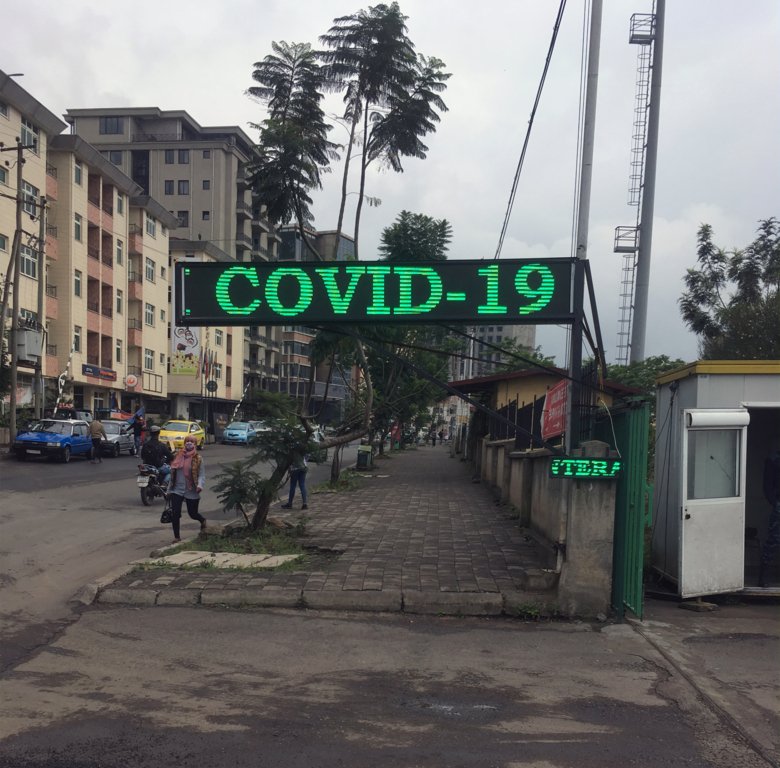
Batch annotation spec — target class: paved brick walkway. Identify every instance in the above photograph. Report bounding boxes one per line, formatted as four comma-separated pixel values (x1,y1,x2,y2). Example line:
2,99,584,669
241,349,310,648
101,445,555,615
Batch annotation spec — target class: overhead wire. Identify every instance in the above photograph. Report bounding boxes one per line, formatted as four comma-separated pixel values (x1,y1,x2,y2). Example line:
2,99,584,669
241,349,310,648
493,0,569,261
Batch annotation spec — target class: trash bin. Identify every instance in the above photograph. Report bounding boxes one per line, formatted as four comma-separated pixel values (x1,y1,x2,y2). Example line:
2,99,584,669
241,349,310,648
357,444,373,470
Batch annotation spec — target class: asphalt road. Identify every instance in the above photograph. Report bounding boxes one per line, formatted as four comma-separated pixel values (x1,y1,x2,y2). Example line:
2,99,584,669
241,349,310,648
0,442,358,671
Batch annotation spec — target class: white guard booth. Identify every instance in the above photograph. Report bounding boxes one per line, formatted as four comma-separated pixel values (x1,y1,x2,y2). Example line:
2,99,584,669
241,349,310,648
652,361,780,598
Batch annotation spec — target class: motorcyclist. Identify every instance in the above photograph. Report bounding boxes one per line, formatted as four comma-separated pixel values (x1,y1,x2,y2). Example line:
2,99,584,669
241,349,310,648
140,425,173,484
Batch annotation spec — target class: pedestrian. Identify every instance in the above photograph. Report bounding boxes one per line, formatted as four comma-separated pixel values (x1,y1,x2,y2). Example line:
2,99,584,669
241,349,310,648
88,417,107,463
141,425,173,484
281,449,308,510
132,416,145,455
759,443,780,587
166,435,207,544
438,429,444,445
431,431,437,447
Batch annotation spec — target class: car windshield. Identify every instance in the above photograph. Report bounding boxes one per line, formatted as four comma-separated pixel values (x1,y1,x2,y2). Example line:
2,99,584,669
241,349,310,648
32,421,69,435
227,422,248,431
103,422,123,434
163,423,189,432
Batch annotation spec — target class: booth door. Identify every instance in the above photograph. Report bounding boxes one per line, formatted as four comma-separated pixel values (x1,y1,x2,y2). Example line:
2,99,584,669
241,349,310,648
680,410,749,598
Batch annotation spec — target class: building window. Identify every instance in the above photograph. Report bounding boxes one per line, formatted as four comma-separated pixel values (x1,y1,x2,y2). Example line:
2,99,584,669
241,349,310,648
164,149,174,164
74,270,82,297
116,288,123,315
144,302,155,326
107,150,122,165
202,149,211,159
161,308,166,322
20,245,38,279
159,352,165,365
145,214,156,237
176,210,189,228
144,348,154,370
21,118,39,154
115,339,122,364
74,326,82,353
178,149,189,164
116,193,124,215
0,233,7,252
164,180,174,195
160,266,166,280
177,180,189,195
74,213,83,242
0,167,6,186
116,239,123,265
74,161,83,185
145,257,155,282
22,181,39,216
202,210,210,221
202,179,210,190
99,116,123,134
0,101,7,118
215,329,223,346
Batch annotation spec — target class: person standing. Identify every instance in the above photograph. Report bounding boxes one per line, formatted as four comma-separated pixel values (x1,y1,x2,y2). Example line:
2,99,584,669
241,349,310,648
759,445,780,587
132,416,145,455
166,436,207,543
281,450,308,510
88,417,107,464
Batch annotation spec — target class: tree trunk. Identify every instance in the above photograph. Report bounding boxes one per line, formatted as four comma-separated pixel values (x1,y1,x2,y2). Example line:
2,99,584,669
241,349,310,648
335,108,361,260
352,108,371,260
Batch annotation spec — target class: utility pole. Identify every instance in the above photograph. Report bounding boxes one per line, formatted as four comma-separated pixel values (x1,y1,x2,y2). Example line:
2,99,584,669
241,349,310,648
630,0,665,362
7,140,25,442
35,194,47,419
567,0,602,451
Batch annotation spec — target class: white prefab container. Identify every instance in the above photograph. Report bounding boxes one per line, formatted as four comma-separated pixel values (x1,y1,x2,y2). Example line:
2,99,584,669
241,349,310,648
652,361,780,598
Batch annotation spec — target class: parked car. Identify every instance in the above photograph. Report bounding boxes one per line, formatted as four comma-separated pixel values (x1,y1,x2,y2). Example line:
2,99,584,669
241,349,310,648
306,427,329,463
249,420,271,434
222,421,257,446
101,420,136,457
159,420,206,450
13,419,92,463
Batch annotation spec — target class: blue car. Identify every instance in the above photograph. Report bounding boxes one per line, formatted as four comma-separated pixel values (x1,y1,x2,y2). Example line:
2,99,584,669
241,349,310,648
13,419,93,463
221,421,257,446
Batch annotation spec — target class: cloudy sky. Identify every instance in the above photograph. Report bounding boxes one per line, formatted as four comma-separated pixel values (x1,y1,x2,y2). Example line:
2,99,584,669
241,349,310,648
6,0,779,365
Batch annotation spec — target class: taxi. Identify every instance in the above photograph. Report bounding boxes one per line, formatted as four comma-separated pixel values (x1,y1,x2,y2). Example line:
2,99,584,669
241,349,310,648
159,420,206,450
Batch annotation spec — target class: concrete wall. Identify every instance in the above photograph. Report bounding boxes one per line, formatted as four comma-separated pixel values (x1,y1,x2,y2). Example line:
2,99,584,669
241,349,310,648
481,437,617,617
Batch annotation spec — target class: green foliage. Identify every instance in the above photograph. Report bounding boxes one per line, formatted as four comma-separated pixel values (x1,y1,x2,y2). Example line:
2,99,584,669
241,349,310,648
606,355,687,399
494,340,557,372
378,210,452,262
679,218,780,359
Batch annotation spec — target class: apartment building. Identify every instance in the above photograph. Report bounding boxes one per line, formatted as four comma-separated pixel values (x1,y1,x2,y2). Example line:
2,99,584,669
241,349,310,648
63,108,283,423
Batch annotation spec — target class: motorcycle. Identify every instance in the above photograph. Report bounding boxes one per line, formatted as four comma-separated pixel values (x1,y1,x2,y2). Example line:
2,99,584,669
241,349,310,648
137,463,168,506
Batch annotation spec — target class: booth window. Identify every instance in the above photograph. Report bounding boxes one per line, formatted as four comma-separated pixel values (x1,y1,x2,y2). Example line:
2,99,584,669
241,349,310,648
686,429,740,500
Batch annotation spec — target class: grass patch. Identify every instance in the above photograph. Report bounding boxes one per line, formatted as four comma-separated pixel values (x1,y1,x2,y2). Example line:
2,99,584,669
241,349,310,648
176,524,307,557
313,468,363,493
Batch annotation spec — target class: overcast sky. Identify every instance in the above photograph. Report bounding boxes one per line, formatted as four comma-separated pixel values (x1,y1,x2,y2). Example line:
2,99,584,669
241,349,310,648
6,1,779,365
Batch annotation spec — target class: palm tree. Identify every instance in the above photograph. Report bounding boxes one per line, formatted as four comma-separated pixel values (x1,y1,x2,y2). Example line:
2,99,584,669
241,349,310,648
247,41,339,259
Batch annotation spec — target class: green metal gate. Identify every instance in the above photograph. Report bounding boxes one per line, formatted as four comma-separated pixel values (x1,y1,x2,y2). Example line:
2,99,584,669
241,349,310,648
594,401,651,619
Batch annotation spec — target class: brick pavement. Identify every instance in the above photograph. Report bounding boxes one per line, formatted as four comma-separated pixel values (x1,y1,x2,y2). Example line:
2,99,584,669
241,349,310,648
100,444,557,615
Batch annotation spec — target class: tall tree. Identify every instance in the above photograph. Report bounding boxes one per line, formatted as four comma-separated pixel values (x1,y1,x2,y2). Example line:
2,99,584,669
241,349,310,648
247,41,339,258
378,209,451,261
679,218,780,359
320,4,449,258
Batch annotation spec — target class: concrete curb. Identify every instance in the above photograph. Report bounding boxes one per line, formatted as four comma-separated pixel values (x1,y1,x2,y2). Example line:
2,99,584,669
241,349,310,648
403,590,504,616
200,588,302,608
303,588,403,613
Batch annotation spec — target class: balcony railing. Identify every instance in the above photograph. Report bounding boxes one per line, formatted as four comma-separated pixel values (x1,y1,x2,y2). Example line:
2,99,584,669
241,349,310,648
87,354,99,365
88,195,100,208
88,245,100,260
46,344,57,356
101,306,113,318
131,132,182,142
129,223,142,235
46,224,57,238
128,271,142,283
127,365,142,376
128,318,142,330
87,300,99,313
45,284,57,298
102,201,113,215
101,254,114,268
46,163,57,178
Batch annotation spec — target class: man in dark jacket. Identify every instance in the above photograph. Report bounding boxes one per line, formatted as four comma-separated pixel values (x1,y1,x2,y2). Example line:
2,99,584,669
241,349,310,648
759,447,780,587
141,425,173,483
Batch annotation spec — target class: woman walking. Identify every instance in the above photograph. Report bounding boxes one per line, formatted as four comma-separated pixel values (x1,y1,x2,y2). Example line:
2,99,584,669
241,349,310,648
167,436,207,543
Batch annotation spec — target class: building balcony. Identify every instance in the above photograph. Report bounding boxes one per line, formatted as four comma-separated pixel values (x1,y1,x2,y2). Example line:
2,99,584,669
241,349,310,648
101,253,114,269
87,354,99,365
45,225,58,261
45,164,58,201
252,212,271,232
236,232,252,251
237,200,252,219
87,200,101,227
45,284,58,320
128,273,143,301
128,224,143,255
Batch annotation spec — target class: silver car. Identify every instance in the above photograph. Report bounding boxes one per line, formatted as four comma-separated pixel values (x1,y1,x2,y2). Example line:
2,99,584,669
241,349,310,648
101,420,136,457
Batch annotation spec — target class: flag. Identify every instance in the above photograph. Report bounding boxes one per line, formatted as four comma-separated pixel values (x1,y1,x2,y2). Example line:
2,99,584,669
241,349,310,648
110,392,119,410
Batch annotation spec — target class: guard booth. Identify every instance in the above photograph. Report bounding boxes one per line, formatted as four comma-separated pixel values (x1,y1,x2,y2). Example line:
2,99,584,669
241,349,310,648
651,361,780,597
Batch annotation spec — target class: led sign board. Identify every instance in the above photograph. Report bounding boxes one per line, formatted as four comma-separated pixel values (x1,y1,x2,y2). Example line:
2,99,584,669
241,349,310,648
175,259,574,326
549,457,623,479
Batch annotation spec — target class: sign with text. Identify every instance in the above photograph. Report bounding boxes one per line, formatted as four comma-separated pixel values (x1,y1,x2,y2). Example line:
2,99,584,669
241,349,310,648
549,457,623,479
175,259,574,326
541,380,568,440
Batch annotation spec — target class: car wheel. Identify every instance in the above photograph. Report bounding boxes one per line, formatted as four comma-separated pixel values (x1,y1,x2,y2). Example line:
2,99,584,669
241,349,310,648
61,446,71,464
16,452,26,462
113,443,121,458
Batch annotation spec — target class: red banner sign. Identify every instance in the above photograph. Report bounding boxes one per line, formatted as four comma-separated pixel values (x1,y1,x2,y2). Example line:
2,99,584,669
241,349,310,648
541,380,567,441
